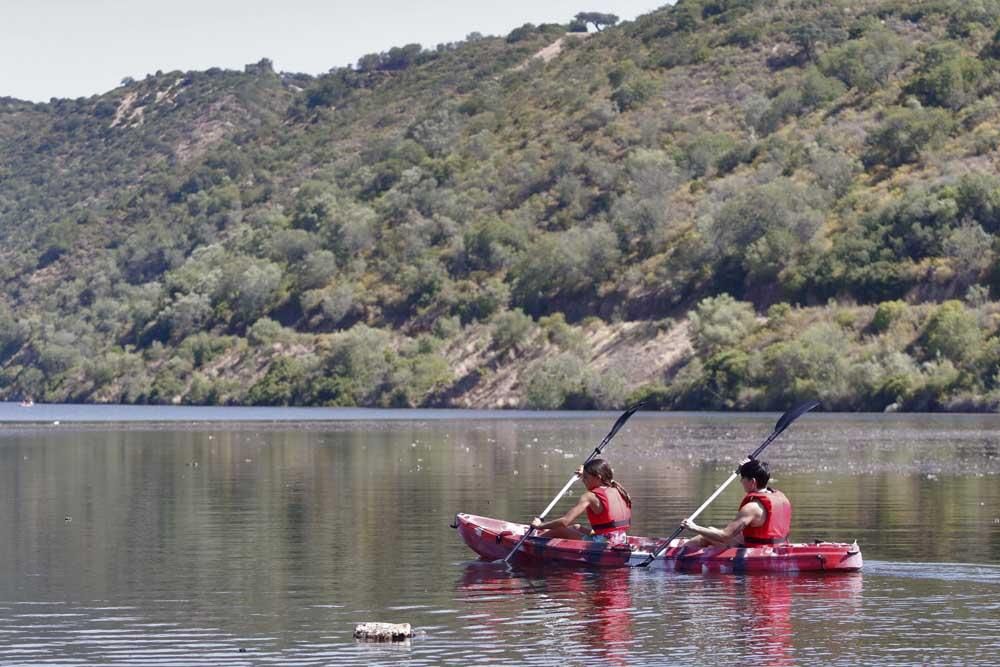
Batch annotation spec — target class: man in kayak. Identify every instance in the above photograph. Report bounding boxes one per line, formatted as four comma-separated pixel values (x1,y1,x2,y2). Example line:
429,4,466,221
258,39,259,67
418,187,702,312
679,459,791,552
530,458,632,545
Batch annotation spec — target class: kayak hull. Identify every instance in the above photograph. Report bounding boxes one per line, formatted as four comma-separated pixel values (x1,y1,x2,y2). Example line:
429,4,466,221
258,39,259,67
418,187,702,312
454,513,863,573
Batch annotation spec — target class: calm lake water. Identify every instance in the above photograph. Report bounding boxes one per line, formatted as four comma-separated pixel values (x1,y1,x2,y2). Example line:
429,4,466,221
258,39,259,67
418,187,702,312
1,404,999,665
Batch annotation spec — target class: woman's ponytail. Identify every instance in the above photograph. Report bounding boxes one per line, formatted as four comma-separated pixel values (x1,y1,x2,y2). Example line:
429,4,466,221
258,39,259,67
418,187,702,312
611,480,632,508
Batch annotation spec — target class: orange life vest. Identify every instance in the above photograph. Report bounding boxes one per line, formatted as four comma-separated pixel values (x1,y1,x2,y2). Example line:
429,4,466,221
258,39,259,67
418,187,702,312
587,485,631,536
740,489,791,545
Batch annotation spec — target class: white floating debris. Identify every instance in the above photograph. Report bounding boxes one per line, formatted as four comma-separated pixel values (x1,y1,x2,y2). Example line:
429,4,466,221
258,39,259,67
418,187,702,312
354,622,412,642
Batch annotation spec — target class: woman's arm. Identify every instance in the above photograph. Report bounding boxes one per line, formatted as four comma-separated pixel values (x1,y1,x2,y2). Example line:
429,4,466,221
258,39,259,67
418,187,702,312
532,492,599,530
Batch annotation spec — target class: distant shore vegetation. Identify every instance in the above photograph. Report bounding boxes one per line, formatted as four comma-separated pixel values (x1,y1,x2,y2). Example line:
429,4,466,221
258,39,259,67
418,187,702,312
5,1,1000,411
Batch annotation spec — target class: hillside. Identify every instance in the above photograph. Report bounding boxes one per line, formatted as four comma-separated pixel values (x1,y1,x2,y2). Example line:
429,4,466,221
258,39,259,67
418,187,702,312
5,0,1000,411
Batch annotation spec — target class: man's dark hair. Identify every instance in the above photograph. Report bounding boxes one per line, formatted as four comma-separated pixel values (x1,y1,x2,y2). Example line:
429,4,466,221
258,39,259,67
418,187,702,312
738,460,771,488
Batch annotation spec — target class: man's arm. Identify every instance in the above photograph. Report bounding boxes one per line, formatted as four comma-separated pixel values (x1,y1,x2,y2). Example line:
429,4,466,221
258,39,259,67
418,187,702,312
681,502,762,546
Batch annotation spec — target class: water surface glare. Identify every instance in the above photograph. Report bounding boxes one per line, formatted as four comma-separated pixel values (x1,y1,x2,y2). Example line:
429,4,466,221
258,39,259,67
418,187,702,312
1,407,999,665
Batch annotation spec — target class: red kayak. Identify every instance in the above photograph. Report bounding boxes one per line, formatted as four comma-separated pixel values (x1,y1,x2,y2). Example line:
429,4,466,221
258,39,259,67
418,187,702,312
454,513,863,573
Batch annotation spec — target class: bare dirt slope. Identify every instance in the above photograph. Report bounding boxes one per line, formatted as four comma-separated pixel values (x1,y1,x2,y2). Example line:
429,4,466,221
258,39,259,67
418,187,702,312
440,318,691,408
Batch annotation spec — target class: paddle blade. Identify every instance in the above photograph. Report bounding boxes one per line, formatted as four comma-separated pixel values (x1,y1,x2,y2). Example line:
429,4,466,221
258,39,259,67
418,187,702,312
772,400,819,437
594,400,646,453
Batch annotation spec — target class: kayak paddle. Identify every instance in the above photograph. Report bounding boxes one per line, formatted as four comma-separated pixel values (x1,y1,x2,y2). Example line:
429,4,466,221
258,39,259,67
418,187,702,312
636,400,819,568
503,401,645,564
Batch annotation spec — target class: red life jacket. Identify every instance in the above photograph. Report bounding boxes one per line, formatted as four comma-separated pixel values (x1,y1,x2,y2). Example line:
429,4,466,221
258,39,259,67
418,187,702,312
740,489,791,545
587,485,631,536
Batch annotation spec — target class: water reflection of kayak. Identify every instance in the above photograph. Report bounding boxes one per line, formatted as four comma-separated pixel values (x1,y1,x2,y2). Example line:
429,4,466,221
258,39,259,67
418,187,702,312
454,513,863,573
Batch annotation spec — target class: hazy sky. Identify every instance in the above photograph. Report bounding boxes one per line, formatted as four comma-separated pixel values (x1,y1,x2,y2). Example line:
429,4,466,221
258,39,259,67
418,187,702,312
2,1,666,102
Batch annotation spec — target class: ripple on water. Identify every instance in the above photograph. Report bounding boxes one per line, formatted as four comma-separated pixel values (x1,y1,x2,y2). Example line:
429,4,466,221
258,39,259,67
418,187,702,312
865,560,1000,584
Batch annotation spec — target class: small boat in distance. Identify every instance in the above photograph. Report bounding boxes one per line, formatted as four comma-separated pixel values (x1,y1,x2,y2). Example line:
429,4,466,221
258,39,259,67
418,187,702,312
454,513,863,573
19,398,34,407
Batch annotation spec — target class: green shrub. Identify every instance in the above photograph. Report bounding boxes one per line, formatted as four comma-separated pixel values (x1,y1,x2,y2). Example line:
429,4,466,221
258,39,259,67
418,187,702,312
703,348,751,406
34,338,81,375
247,357,308,406
835,310,857,330
954,172,1000,233
762,322,852,409
870,300,909,333
689,294,758,356
766,302,792,324
862,107,955,168
809,147,858,199
906,47,986,110
491,309,535,352
625,383,673,410
611,76,657,111
297,250,339,291
506,23,538,43
608,59,657,111
725,22,764,47
680,133,738,178
922,300,982,365
799,66,847,109
904,359,962,411
0,305,28,361
511,224,620,315
453,277,510,324
432,315,461,339
389,352,453,407
185,372,218,405
819,29,908,92
755,88,805,136
149,356,193,404
215,256,284,329
248,318,286,346
524,352,586,409
316,325,395,405
539,312,585,351
702,178,824,281
301,283,357,329
462,218,528,272
178,332,234,367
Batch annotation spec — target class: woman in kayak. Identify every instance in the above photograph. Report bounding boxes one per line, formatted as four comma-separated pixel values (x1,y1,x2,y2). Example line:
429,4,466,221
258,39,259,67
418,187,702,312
530,458,632,545
679,459,791,552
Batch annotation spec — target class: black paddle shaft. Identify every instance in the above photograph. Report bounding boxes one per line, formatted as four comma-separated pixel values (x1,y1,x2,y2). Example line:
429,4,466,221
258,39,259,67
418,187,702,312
502,401,646,564
637,400,819,567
